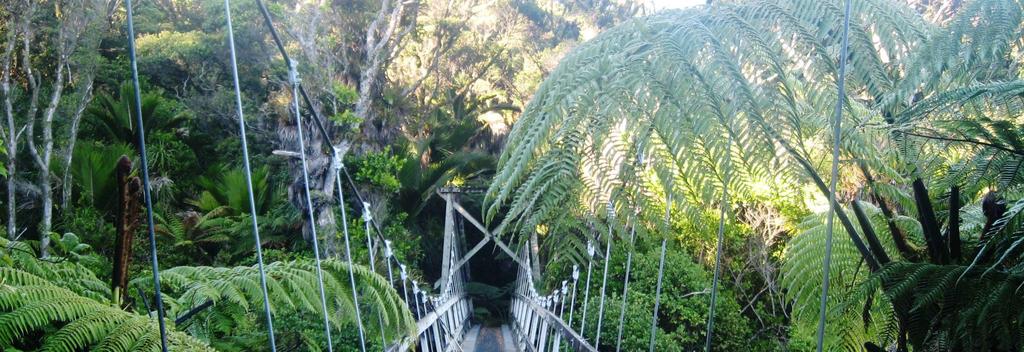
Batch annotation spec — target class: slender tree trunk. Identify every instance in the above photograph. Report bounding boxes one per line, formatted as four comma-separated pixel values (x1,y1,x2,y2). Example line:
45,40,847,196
859,163,917,261
1,18,18,239
912,178,947,264
27,58,65,258
947,186,962,263
18,1,41,245
20,0,97,257
60,81,93,210
4,148,13,241
29,57,67,257
530,230,542,279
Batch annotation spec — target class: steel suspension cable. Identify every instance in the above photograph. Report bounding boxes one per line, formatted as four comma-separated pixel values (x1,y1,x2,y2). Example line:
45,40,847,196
816,0,853,350
648,194,671,352
289,62,335,351
248,4,334,347
223,0,276,348
123,1,168,349
579,240,595,336
384,240,395,285
332,164,368,352
568,265,579,328
554,280,568,351
361,202,389,347
614,221,637,352
249,4,422,345
400,264,411,307
594,202,615,347
704,133,734,351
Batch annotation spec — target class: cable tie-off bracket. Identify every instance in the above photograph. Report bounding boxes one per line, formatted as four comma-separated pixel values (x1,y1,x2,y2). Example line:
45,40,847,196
288,60,301,85
362,202,373,222
331,148,344,171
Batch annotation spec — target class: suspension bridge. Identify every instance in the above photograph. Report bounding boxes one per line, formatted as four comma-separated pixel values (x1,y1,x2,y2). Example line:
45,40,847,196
122,0,624,350
119,0,856,350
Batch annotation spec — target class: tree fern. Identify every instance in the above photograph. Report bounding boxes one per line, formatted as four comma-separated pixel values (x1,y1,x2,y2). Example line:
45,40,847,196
0,268,213,351
482,0,1024,350
782,203,905,350
131,259,416,349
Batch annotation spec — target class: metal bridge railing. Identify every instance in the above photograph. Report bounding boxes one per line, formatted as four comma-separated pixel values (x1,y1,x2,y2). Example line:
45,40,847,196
512,246,596,352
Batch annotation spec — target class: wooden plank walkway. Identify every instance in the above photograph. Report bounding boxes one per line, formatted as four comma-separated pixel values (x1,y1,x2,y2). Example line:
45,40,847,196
460,325,518,352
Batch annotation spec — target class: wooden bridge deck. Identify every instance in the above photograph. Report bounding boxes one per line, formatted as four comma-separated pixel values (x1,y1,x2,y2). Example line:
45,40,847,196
460,325,518,352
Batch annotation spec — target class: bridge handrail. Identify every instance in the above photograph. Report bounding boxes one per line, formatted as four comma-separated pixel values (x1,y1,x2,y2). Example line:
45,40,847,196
514,293,596,352
416,294,467,335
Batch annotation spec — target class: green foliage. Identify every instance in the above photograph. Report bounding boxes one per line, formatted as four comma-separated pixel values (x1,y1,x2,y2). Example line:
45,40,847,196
0,143,7,177
351,147,405,193
864,262,1024,351
845,190,1024,350
132,259,416,351
486,0,1024,349
0,238,109,302
331,83,359,105
57,206,115,263
191,165,277,216
150,165,295,265
69,142,134,212
0,238,212,350
0,267,215,351
330,110,362,131
135,31,212,66
329,83,362,131
937,117,1024,195
154,210,232,264
85,81,189,149
783,204,904,351
565,241,761,351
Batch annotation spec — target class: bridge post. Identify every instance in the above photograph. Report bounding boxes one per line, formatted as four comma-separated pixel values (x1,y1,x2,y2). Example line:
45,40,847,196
414,285,431,352
439,189,456,291
537,297,550,351
430,297,444,352
553,281,567,351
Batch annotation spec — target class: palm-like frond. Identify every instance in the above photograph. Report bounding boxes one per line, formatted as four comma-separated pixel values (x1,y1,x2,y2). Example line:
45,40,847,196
0,238,109,302
85,81,188,149
131,259,416,348
0,268,213,351
191,165,277,216
783,203,908,350
863,261,1024,350
482,0,1024,349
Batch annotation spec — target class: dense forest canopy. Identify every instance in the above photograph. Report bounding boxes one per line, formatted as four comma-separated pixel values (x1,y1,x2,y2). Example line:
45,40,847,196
0,0,1023,351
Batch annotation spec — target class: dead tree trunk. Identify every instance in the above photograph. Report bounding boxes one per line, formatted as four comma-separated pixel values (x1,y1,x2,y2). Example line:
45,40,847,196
112,156,141,306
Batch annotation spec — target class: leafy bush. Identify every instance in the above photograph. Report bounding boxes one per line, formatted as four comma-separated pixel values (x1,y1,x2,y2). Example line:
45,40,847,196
351,148,405,193
564,240,762,351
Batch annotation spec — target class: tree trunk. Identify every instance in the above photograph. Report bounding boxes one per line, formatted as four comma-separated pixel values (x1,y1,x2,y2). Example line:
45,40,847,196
911,178,947,264
20,0,99,257
1,18,17,240
112,156,140,306
530,230,542,279
279,115,339,257
18,1,41,244
60,81,93,211
355,0,413,148
29,61,64,258
947,186,962,264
